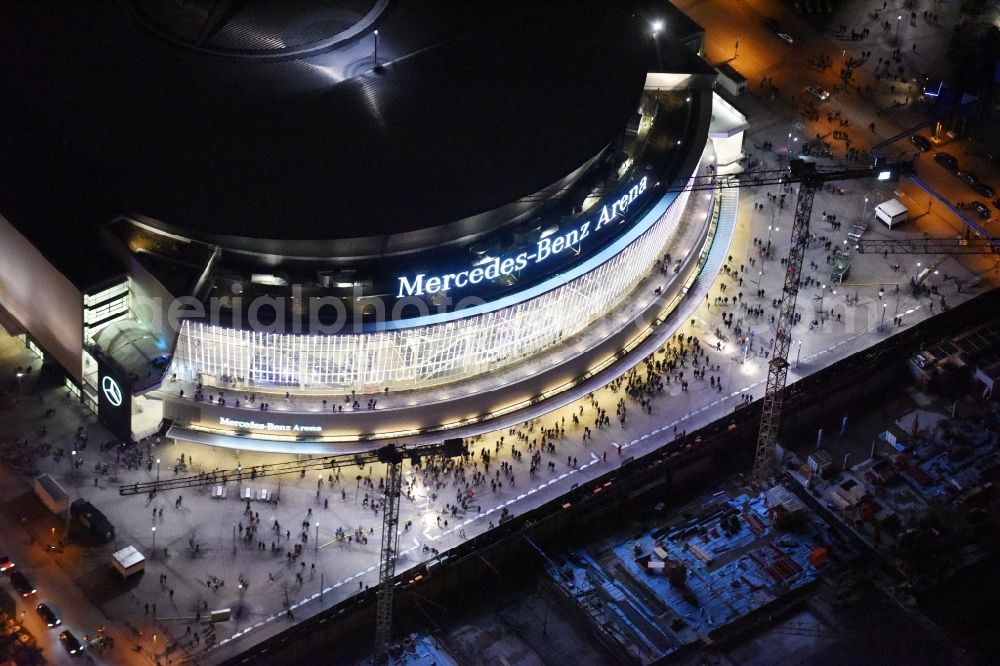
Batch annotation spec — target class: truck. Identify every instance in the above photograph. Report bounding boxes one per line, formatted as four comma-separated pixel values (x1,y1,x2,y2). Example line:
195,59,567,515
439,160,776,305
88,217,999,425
33,474,70,515
875,198,908,228
70,499,115,543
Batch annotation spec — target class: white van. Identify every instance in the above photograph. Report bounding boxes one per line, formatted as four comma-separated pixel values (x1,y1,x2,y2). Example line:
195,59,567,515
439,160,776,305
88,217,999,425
875,199,908,228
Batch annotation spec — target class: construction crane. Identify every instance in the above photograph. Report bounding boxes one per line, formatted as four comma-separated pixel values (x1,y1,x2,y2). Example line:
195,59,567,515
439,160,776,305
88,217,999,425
751,158,914,484
856,236,1000,254
118,437,467,662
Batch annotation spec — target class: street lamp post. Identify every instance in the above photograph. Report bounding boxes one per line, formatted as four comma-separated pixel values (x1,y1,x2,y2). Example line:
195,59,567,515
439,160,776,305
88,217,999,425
15,372,23,399
861,196,869,223
355,475,362,504
796,340,802,368
880,302,888,331
896,15,902,42
156,458,160,481
315,522,319,553
373,29,379,68
152,526,156,554
765,225,777,257
651,20,663,68
232,523,237,555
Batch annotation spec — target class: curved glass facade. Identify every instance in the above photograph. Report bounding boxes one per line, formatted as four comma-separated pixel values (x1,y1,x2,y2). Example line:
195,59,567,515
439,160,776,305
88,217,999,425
172,187,692,392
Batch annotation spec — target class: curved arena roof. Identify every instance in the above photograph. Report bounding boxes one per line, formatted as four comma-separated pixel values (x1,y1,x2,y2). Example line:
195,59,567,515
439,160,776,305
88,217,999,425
0,0,667,251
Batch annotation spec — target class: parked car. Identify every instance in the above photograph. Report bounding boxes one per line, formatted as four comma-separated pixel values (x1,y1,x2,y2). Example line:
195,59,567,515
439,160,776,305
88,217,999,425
777,32,795,44
10,570,36,597
958,171,979,186
59,630,84,656
0,555,13,573
909,134,931,152
973,182,996,198
36,603,61,628
934,152,959,171
806,86,830,101
763,17,781,33
969,201,991,219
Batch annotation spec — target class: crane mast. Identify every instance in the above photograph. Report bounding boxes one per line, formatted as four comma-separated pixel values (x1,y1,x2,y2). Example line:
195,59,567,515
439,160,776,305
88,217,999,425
373,445,404,661
753,177,816,482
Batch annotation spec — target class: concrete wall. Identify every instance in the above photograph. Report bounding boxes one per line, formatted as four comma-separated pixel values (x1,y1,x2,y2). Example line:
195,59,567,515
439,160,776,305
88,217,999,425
0,213,83,381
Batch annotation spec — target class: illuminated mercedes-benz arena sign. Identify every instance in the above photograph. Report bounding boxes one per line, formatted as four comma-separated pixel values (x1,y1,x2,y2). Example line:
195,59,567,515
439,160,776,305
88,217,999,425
396,177,649,298
0,0,730,450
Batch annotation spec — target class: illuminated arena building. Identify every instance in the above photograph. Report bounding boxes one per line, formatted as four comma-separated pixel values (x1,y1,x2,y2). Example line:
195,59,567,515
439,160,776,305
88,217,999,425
0,1,747,449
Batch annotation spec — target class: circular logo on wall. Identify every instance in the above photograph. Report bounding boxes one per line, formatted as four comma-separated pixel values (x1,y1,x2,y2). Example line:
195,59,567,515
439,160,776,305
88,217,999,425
101,376,123,407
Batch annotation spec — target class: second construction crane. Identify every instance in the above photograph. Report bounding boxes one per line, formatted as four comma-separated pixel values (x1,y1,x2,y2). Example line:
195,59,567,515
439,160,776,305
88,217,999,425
118,437,466,662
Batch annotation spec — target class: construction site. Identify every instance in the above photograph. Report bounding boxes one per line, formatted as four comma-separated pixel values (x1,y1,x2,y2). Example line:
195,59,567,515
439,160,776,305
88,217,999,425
381,303,1000,666
541,482,849,663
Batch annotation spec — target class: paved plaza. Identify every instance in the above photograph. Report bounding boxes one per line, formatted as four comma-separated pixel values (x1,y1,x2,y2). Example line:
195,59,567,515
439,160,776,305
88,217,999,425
1,2,998,664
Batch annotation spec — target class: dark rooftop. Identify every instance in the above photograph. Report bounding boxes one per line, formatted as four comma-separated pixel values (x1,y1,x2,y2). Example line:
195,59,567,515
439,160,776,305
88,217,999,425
0,0,664,247
0,93,120,289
